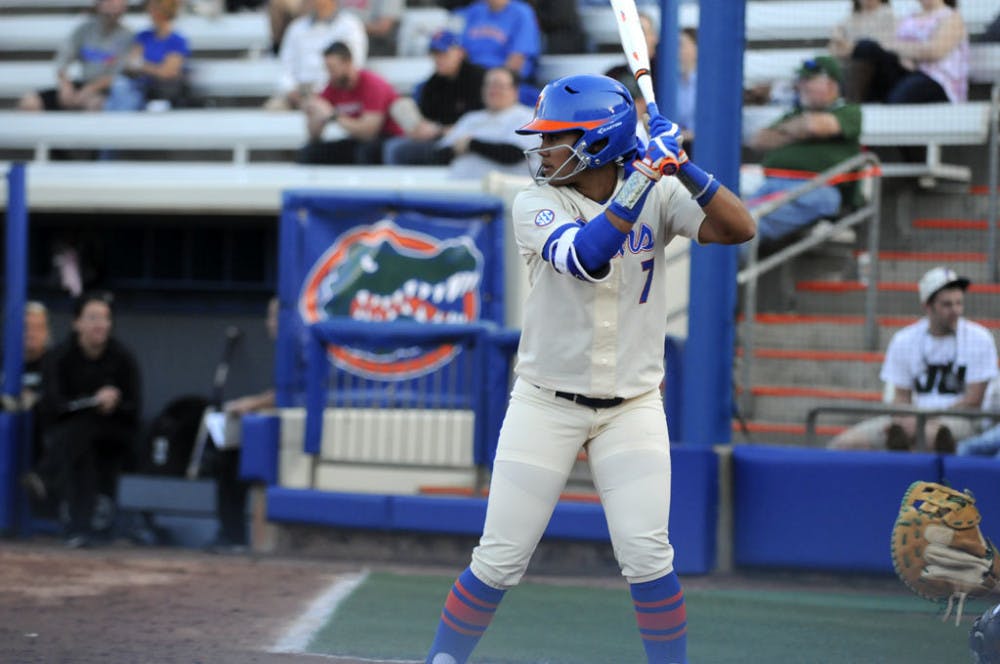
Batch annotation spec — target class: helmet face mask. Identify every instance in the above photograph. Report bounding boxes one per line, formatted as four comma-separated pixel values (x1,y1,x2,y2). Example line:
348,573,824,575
517,74,638,186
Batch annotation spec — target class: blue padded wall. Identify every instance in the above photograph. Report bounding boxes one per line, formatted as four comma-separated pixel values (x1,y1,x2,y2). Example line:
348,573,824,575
941,456,1000,548
0,412,28,534
732,445,940,572
670,446,718,575
268,488,392,529
239,413,281,485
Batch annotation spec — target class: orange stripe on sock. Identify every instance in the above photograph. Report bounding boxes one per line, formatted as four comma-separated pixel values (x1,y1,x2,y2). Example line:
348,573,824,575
444,591,495,628
636,607,687,631
453,580,499,611
633,589,684,609
643,627,688,642
440,612,482,637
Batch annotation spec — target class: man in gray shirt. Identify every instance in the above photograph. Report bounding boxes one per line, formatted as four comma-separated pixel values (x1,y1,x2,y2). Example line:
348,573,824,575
18,0,133,112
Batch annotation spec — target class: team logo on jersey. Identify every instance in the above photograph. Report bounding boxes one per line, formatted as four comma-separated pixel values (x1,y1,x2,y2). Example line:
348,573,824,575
299,219,484,380
615,222,656,256
534,209,555,227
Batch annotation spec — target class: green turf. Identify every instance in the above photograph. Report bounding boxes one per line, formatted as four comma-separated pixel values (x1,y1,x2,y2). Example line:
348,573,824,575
307,571,989,663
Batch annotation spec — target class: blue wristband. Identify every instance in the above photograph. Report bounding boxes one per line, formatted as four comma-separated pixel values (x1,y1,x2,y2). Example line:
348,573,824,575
677,161,720,207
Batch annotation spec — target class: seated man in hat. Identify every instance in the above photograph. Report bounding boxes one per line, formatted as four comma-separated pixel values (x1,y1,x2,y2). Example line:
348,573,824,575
828,266,999,453
382,30,485,165
742,56,862,261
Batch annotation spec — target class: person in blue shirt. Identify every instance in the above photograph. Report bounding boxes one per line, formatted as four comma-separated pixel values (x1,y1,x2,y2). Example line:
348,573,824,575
104,0,191,111
457,0,541,103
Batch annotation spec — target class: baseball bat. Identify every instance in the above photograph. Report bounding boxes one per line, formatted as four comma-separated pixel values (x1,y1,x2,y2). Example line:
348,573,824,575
609,0,656,106
609,0,678,175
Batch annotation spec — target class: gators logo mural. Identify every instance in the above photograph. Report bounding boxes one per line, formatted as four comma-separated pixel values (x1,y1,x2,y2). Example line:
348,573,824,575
299,219,484,380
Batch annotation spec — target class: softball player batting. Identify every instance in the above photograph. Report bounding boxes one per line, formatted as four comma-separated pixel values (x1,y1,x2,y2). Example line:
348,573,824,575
425,74,755,664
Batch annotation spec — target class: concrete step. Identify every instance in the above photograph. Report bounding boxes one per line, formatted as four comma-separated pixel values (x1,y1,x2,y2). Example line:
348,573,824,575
891,218,993,252
731,420,843,448
740,384,882,424
740,348,882,389
791,280,1000,316
739,314,1000,351
870,251,990,283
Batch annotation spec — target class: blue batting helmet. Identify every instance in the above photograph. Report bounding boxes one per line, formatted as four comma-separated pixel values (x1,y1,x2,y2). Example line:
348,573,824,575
516,74,638,184
971,603,1000,663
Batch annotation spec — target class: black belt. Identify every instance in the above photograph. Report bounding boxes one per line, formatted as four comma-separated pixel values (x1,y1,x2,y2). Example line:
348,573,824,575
554,390,624,409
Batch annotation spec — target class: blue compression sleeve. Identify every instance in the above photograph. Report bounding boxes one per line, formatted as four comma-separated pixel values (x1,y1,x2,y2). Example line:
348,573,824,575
574,213,627,273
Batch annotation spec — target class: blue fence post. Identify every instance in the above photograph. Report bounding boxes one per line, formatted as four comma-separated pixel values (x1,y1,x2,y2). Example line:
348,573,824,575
2,163,28,534
275,194,303,407
303,326,329,456
3,164,27,401
681,0,745,445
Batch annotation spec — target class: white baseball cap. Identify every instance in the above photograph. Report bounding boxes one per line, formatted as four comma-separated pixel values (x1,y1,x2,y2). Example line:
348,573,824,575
918,266,970,305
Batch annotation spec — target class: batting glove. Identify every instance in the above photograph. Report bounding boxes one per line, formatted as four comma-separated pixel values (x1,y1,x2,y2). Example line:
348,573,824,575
634,104,687,179
645,102,717,207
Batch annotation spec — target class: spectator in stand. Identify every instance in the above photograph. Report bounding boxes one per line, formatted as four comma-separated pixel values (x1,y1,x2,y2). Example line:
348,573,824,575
207,297,278,553
266,0,305,53
849,0,969,104
3,303,52,467
298,40,402,164
742,56,861,258
382,30,486,165
955,375,1000,457
264,0,368,111
676,27,697,155
456,0,542,103
830,0,897,101
17,0,133,113
529,0,584,55
979,10,1000,42
342,0,404,57
104,0,192,111
830,0,897,59
429,67,537,180
829,267,999,452
27,291,142,548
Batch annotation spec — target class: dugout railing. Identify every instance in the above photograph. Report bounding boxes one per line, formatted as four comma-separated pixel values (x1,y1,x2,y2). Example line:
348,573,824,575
736,151,884,418
303,318,496,483
805,403,1000,450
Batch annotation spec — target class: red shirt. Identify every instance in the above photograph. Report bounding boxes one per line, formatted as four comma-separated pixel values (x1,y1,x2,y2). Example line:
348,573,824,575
319,69,404,137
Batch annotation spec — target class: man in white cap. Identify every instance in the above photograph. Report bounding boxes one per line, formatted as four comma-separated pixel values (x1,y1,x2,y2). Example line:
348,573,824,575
828,266,998,452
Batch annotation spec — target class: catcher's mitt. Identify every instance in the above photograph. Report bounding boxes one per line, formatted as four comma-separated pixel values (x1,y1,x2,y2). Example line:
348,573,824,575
891,481,1000,623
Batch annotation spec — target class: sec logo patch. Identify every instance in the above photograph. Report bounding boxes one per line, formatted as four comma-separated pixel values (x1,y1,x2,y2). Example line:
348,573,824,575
534,209,555,227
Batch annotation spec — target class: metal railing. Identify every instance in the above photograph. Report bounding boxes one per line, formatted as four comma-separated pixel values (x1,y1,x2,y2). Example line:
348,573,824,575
805,403,1000,450
736,152,884,417
988,82,999,282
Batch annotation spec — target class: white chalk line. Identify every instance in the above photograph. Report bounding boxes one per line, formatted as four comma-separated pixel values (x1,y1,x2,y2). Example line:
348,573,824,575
269,568,423,663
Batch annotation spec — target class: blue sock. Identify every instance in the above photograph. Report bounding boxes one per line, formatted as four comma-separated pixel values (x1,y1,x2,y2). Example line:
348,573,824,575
630,571,688,664
426,567,506,664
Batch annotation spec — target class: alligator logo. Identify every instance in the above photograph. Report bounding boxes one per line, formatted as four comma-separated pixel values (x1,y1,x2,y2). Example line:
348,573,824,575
299,219,484,379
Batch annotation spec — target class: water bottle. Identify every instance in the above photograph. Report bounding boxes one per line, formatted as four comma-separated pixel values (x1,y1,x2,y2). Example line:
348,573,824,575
152,436,169,466
857,251,871,286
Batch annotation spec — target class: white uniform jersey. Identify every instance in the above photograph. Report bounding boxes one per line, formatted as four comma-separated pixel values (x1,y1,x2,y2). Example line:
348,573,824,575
511,172,705,399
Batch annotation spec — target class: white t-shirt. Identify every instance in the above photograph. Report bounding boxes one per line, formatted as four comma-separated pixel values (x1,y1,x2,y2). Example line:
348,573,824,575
511,172,705,398
277,12,368,94
881,317,999,410
438,104,538,180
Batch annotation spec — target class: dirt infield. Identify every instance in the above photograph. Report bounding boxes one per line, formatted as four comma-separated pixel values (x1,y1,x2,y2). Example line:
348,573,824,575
0,539,381,664
0,536,930,664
